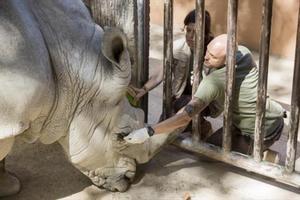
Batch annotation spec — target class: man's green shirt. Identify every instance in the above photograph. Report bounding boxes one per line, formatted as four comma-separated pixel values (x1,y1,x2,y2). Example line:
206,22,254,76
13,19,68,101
194,46,284,136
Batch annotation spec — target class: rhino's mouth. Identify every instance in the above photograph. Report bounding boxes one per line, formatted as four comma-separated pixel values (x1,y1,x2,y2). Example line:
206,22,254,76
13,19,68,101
117,131,130,140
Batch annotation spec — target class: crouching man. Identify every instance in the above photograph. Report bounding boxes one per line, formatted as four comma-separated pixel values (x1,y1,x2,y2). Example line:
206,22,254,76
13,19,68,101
122,34,285,156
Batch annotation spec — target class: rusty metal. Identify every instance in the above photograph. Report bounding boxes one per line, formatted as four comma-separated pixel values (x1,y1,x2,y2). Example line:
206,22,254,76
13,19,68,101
158,0,300,189
192,0,206,142
174,137,300,188
285,2,300,173
137,0,150,122
223,0,238,152
162,0,173,119
254,0,273,162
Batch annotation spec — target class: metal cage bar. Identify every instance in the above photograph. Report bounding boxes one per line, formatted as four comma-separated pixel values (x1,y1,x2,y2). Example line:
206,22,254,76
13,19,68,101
253,0,273,162
173,137,300,188
162,0,173,120
162,0,300,189
137,0,150,122
192,0,206,142
285,3,300,173
223,0,238,152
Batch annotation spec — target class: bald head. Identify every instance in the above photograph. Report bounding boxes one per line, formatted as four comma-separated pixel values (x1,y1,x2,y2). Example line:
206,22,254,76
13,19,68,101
208,34,227,57
204,34,228,68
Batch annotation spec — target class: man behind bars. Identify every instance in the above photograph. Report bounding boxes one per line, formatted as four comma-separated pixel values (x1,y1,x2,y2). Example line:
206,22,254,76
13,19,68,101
122,34,285,155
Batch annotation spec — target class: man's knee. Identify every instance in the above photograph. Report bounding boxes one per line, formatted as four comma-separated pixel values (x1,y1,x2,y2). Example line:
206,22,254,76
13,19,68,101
263,117,284,150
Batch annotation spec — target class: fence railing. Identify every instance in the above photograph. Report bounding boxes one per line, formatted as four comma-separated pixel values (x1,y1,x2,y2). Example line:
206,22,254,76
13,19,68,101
160,0,300,189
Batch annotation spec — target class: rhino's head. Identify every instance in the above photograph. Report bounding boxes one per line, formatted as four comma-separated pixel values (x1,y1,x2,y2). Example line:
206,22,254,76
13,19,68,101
99,27,131,104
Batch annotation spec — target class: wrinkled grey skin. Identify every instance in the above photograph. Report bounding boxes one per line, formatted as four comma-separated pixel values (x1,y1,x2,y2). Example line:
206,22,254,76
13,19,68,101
0,0,178,193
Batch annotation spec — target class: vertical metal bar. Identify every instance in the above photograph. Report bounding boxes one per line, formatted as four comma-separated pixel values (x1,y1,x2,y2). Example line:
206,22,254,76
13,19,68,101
137,0,150,122
162,0,173,119
143,0,150,122
192,0,206,141
285,3,300,173
223,0,238,152
254,0,273,162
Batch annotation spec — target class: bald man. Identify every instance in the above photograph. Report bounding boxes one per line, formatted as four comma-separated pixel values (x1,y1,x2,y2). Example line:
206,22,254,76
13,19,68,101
122,34,285,155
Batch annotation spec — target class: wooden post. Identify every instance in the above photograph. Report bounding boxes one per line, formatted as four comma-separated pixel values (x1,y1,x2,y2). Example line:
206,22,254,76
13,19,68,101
254,0,273,162
137,0,150,122
192,0,206,142
285,3,300,173
162,0,173,120
223,0,238,152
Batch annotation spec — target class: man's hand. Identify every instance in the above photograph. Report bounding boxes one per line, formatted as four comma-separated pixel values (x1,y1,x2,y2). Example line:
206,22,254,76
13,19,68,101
123,128,151,144
129,86,147,102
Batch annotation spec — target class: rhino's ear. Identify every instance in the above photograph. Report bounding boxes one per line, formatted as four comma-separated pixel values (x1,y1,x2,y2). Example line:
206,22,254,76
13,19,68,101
101,27,128,67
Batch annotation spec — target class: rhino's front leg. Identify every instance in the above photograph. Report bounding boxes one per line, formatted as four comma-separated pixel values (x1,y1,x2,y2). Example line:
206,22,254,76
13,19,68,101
82,156,136,192
0,138,21,197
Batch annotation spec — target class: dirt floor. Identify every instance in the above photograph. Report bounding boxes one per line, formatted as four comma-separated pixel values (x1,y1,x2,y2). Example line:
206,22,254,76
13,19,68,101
2,25,300,200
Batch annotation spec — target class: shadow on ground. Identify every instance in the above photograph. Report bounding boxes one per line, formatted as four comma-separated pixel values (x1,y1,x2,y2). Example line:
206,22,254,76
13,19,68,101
2,140,91,200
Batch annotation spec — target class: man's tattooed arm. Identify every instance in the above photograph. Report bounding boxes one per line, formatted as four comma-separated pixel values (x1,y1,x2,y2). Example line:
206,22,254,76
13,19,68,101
151,98,208,135
184,97,208,118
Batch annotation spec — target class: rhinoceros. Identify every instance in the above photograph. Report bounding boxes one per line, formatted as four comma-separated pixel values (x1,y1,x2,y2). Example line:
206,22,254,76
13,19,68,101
0,0,178,196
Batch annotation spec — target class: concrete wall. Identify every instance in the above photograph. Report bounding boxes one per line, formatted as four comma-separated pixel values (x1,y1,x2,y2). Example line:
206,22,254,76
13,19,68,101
150,0,299,59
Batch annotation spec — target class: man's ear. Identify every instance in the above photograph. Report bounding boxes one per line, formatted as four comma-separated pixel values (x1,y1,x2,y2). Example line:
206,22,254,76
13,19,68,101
101,27,128,68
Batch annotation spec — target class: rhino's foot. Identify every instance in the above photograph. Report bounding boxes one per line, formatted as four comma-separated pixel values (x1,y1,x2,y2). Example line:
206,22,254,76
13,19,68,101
84,157,136,192
0,171,21,197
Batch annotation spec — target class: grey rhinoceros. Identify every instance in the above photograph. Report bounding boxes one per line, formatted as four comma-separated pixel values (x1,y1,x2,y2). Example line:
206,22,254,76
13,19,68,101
0,0,177,196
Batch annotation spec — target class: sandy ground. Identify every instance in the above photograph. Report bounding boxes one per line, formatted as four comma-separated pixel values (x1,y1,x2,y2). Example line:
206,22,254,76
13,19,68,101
2,24,300,200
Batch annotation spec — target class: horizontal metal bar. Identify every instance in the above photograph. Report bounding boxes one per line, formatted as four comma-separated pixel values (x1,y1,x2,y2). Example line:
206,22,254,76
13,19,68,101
173,136,300,188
